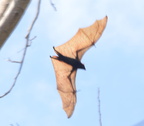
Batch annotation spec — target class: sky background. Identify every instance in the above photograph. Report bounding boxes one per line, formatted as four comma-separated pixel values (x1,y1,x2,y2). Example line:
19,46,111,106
0,0,144,126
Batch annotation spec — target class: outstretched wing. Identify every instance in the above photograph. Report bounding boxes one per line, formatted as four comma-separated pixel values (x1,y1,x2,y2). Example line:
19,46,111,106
51,58,77,118
55,16,108,60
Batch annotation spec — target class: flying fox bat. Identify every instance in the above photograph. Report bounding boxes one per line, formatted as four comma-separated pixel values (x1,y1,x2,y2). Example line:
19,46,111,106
50,16,108,118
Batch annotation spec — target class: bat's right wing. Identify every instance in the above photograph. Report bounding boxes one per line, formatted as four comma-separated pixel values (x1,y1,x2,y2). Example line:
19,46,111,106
51,58,77,118
55,16,108,60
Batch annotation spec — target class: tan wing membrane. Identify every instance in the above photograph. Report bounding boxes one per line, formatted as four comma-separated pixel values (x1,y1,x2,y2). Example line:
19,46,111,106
51,59,77,118
50,16,108,118
55,16,108,60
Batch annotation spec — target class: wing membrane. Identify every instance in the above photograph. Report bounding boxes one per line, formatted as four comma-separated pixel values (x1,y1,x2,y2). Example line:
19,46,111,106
55,16,108,60
50,16,108,118
51,58,77,118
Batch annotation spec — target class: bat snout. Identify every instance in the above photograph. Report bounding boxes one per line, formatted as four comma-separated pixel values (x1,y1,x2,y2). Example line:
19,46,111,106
81,63,86,70
83,66,86,70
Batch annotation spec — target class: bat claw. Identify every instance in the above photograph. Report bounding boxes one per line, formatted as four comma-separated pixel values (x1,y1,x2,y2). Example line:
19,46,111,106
53,46,57,52
50,56,58,59
73,90,77,94
53,46,62,56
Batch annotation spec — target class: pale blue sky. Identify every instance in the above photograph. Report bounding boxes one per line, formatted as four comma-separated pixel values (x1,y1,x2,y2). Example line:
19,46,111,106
0,0,144,126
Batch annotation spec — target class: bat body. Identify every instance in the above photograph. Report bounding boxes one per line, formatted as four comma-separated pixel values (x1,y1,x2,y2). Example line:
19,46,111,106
50,16,108,118
51,47,86,70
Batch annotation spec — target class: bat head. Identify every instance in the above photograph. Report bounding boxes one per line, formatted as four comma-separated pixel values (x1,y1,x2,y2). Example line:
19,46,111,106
80,63,86,70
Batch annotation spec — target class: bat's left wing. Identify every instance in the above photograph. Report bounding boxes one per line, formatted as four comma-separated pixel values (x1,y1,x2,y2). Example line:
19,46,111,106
55,16,108,60
51,58,77,118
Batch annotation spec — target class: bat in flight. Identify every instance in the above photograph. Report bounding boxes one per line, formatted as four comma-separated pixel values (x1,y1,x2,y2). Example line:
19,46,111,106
50,16,108,118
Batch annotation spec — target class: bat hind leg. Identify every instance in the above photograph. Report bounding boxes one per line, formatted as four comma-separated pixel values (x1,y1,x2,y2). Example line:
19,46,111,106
67,68,77,93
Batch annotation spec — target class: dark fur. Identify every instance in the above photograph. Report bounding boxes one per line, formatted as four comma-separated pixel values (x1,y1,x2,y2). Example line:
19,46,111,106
50,47,86,70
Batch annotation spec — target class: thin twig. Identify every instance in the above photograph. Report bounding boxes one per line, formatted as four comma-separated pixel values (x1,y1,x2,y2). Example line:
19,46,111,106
50,0,57,11
7,58,21,63
10,123,19,126
16,36,37,53
98,88,102,126
0,0,41,98
16,123,20,126
25,0,41,39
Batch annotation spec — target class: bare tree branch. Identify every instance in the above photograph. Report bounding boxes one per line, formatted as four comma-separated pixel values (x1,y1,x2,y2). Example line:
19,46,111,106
7,58,21,63
0,0,30,49
0,0,12,19
10,123,19,126
50,0,57,11
0,0,41,98
98,88,102,126
25,0,41,39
